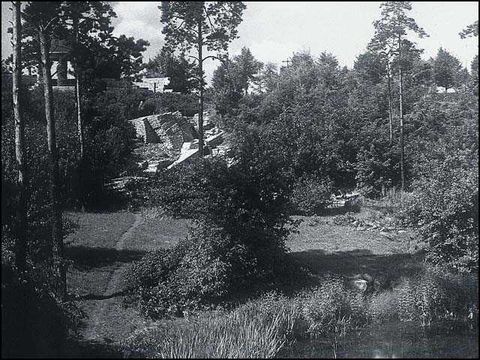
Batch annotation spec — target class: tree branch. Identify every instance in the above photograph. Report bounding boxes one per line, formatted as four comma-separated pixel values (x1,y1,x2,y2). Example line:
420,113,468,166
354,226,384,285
171,19,185,32
188,54,200,62
44,15,59,31
204,5,216,31
201,54,220,63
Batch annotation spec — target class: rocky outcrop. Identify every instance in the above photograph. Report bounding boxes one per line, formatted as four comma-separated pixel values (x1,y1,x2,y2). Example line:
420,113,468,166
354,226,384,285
129,111,198,152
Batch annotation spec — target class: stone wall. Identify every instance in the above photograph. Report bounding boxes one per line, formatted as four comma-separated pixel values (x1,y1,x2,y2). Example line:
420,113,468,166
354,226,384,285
129,111,199,152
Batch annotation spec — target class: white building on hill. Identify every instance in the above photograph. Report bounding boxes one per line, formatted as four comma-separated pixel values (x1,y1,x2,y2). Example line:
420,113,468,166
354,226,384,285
133,77,172,93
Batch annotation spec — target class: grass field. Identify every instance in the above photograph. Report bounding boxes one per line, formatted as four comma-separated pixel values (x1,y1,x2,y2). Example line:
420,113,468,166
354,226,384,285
64,203,424,356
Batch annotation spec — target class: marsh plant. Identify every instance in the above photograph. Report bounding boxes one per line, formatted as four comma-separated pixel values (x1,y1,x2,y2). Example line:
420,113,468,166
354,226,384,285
124,268,478,358
368,266,478,326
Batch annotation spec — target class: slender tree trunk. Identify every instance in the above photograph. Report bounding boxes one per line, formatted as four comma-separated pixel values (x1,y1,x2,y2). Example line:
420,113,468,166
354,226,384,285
12,0,27,276
398,36,405,193
73,18,85,212
386,64,393,145
197,20,204,157
39,30,66,300
75,73,84,157
73,18,84,161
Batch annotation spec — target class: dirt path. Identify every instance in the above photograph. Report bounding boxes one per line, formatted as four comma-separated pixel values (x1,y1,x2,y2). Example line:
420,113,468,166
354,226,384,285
82,212,147,344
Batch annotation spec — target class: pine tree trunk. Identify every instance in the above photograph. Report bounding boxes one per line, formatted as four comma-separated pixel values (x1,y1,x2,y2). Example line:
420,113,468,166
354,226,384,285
12,0,27,276
398,36,405,193
386,64,393,145
74,18,85,212
39,30,66,300
197,20,204,157
73,18,84,160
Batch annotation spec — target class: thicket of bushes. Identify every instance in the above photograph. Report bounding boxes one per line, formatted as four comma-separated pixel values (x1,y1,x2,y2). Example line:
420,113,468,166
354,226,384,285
399,153,478,273
290,174,333,215
1,84,143,210
140,92,199,117
1,261,82,358
124,267,478,358
125,124,315,317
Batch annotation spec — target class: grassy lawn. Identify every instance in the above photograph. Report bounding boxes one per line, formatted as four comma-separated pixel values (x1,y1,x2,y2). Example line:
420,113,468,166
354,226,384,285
125,208,191,252
63,203,429,356
66,211,135,249
64,209,191,354
286,204,424,286
65,211,138,297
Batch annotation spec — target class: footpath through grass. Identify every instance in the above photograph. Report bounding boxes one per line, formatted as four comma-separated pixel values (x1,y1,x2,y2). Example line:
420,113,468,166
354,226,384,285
65,209,190,357
63,203,444,358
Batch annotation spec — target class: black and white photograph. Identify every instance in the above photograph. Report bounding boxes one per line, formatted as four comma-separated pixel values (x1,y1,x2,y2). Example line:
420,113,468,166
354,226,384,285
1,1,478,358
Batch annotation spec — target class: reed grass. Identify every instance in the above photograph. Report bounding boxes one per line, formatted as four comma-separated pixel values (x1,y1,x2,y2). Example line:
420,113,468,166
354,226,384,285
124,269,478,358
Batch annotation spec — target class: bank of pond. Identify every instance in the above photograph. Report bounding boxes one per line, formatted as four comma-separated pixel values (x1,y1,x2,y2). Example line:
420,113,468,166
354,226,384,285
122,267,478,358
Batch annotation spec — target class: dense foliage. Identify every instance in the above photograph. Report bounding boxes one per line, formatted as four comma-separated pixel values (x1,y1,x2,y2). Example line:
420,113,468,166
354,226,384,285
126,125,311,317
1,261,81,358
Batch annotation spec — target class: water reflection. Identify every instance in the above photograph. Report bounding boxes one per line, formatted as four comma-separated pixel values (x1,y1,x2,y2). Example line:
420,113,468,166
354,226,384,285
278,321,479,358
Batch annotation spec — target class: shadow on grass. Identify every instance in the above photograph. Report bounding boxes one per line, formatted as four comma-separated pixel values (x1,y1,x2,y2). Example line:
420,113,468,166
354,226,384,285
292,206,361,217
66,246,146,270
291,248,426,286
73,290,129,301
62,337,126,358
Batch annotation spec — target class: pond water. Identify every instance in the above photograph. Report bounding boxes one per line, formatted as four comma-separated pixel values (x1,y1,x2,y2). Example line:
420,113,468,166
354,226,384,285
278,321,479,358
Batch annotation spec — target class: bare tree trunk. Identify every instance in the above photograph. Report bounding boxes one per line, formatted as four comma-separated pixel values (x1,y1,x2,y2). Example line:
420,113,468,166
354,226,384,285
12,0,27,275
73,17,84,161
386,63,393,145
39,30,66,300
197,20,204,157
398,36,405,193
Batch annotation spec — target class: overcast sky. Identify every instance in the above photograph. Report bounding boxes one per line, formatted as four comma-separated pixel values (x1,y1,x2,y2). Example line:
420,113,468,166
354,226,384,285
2,1,478,82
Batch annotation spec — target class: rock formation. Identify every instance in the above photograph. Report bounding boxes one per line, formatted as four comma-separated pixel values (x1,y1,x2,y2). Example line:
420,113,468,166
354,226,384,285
129,111,198,152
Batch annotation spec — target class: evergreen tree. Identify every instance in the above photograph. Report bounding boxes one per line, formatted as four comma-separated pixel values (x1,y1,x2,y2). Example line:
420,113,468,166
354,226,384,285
434,47,463,92
160,1,246,156
369,1,428,192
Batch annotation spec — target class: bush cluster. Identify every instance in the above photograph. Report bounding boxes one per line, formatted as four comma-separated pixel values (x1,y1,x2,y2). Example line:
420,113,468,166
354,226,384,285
399,151,478,272
290,174,333,215
125,225,255,318
301,277,369,337
125,125,304,317
140,92,199,117
1,262,82,358
124,267,478,358
369,266,478,326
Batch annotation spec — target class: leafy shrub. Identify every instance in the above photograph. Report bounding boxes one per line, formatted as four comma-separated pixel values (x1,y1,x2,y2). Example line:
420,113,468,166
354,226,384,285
355,143,399,198
301,277,369,338
368,290,400,323
370,266,478,326
127,125,304,318
1,262,82,358
141,92,199,117
290,174,333,215
399,151,478,272
125,224,257,318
